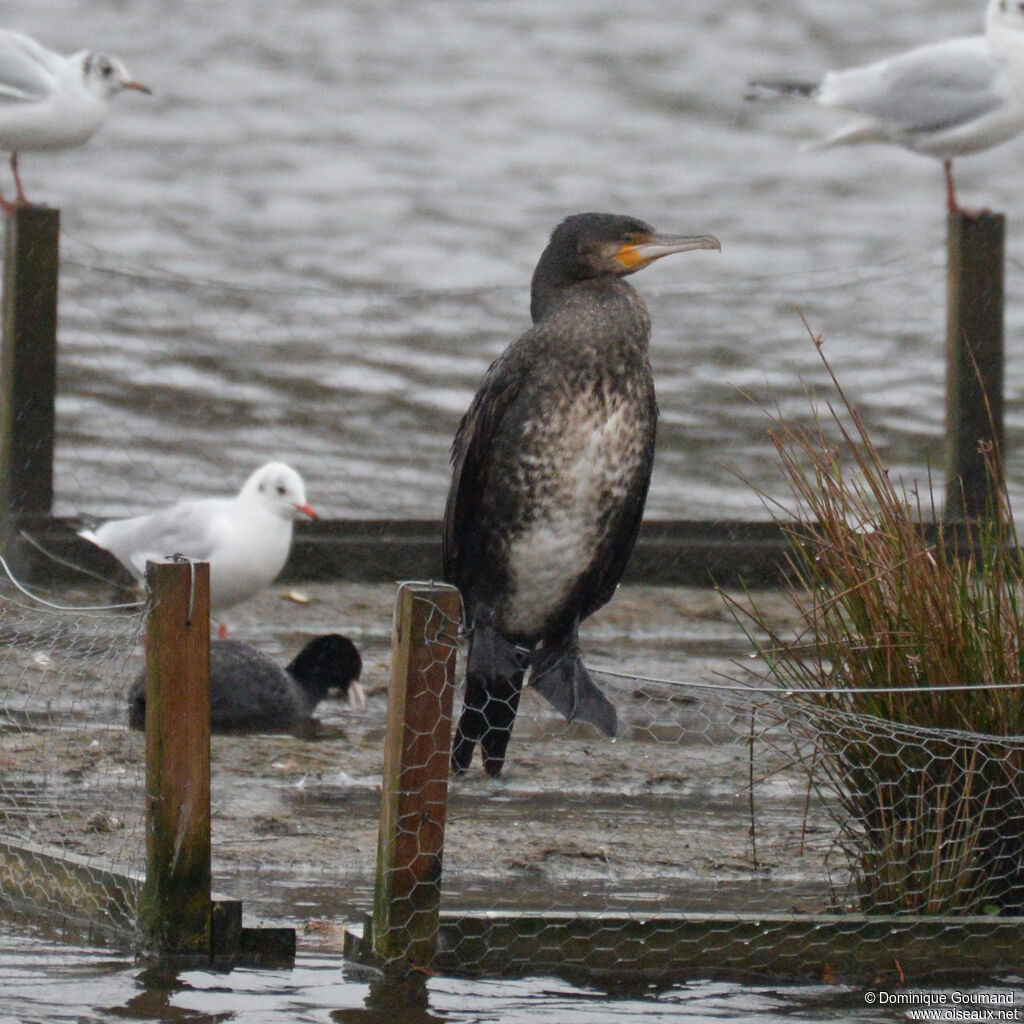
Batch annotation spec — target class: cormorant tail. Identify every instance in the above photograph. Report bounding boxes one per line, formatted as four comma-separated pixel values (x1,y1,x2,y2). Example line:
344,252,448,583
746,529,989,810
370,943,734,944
451,621,527,777
529,642,617,738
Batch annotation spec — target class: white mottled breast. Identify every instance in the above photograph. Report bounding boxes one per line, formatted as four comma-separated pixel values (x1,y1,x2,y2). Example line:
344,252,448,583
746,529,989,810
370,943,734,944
500,395,647,638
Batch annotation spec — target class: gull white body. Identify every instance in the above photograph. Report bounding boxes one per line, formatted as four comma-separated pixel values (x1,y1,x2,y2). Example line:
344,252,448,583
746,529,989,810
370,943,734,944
0,27,149,209
813,36,1024,160
755,0,1024,210
79,462,317,622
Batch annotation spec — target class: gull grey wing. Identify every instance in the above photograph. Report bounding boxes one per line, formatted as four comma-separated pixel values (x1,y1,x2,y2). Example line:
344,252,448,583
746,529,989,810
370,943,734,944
89,498,227,578
819,37,1005,133
0,29,61,103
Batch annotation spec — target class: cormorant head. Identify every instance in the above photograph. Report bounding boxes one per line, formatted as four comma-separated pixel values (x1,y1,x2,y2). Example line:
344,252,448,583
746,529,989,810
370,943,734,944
530,212,720,321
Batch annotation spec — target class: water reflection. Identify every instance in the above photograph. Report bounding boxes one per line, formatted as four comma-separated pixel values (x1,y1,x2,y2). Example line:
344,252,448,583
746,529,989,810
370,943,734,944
108,964,224,1023
333,970,445,1024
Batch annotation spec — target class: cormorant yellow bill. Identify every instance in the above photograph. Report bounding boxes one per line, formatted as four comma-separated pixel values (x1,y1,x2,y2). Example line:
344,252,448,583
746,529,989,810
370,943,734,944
615,232,721,271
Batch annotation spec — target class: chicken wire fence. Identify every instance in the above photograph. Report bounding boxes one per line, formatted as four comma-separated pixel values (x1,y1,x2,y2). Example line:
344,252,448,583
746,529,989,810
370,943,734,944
2,242,1024,975
3,573,1024,974
0,575,146,940
357,587,1024,979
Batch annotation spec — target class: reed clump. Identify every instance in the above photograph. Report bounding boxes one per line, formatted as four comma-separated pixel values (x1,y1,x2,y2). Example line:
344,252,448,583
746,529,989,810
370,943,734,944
736,333,1024,914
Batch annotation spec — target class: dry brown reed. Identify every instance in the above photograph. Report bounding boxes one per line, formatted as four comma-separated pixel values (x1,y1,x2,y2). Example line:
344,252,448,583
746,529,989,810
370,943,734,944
732,325,1024,914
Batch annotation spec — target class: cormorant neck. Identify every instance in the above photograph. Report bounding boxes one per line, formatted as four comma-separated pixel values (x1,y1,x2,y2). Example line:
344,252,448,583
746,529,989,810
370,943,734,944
530,262,627,323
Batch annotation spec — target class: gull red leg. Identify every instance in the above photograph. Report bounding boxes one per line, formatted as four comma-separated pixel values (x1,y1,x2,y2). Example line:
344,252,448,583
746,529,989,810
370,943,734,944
944,159,958,214
9,153,30,206
0,154,16,216
1,153,31,215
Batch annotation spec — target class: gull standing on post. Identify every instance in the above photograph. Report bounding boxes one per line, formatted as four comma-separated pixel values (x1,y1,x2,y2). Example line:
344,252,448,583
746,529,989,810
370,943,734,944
0,27,150,214
749,0,1024,213
79,462,318,638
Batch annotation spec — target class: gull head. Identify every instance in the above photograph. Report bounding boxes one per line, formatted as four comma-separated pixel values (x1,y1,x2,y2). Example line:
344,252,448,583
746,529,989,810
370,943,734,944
244,462,318,522
78,52,151,100
989,0,1024,34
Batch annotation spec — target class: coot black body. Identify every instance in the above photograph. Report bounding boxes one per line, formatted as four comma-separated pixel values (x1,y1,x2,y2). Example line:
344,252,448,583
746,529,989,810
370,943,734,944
128,633,363,733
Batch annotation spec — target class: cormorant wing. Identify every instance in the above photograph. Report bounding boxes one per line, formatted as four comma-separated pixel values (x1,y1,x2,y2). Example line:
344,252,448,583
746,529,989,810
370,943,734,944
442,354,523,581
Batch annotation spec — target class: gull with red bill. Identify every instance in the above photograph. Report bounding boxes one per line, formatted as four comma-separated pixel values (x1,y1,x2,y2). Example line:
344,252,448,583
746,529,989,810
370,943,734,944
79,462,318,638
0,27,150,214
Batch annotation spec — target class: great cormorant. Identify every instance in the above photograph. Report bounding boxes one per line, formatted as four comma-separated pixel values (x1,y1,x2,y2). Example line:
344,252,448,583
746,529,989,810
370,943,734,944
443,212,720,776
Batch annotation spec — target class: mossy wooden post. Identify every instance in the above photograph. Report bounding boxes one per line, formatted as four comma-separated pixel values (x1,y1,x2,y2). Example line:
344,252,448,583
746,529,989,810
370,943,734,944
140,558,212,958
372,581,460,966
0,207,59,559
945,210,1004,521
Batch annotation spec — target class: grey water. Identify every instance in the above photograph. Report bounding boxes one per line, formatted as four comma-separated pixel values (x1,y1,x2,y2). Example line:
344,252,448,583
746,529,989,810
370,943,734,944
6,921,1022,1024
4,0,1024,1019
10,0,1024,522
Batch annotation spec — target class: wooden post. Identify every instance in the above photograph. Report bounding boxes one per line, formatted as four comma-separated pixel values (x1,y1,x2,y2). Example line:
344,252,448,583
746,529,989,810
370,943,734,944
0,207,60,558
140,558,212,958
945,210,1005,520
372,581,460,965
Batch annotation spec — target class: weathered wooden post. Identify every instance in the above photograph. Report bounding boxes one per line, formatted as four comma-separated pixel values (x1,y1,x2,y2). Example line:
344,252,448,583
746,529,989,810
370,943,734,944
945,211,1004,520
0,207,60,561
372,581,460,966
139,557,212,958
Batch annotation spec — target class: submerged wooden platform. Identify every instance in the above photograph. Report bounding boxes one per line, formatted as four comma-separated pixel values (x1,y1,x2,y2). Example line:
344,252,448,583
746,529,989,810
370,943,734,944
347,909,1024,983
0,835,295,967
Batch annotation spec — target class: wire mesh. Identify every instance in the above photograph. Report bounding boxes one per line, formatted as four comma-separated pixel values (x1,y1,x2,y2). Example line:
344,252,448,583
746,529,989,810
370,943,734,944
4,242,1024,978
0,572,145,939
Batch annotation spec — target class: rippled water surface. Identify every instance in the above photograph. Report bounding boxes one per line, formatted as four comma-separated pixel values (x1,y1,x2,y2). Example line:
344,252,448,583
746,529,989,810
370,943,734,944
4,1,1024,1019
3,0,1023,520
8,921,1015,1024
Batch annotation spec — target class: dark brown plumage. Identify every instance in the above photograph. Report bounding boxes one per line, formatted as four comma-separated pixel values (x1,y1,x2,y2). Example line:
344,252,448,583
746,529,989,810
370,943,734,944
443,212,720,776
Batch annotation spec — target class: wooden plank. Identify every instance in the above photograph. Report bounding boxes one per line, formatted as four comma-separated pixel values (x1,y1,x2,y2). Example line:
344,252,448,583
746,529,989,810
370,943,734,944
0,840,294,967
425,910,1024,981
209,901,295,968
372,581,460,965
20,515,1015,589
29,515,797,587
139,558,212,957
946,210,1005,520
0,208,60,561
0,834,140,944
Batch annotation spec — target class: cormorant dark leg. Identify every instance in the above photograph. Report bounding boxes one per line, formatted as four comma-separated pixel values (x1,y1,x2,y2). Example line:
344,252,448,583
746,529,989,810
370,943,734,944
451,667,526,776
530,620,617,737
479,669,525,776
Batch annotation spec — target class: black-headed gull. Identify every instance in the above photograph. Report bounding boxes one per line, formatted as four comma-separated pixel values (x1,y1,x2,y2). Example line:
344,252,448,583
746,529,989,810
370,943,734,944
79,462,318,637
127,634,366,733
0,27,150,214
750,0,1024,213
